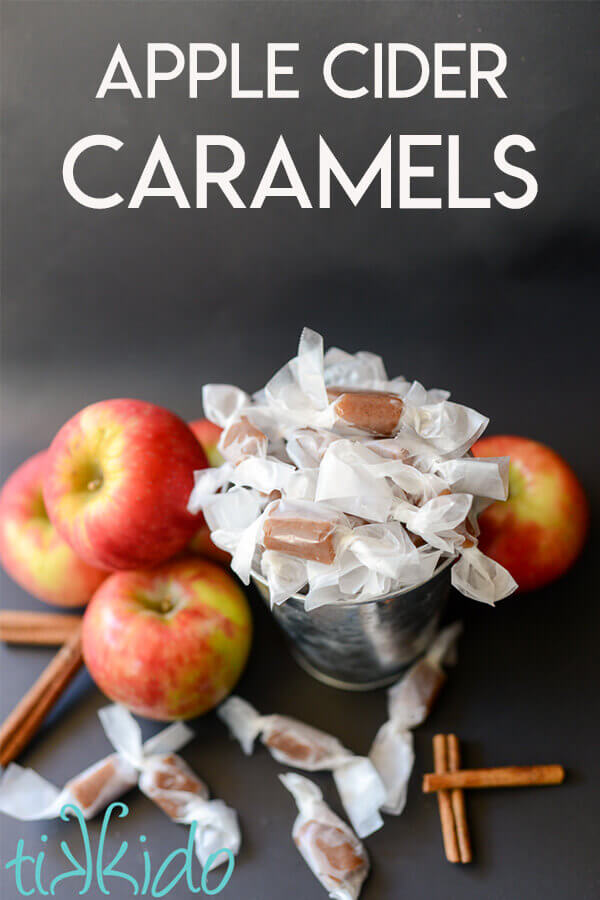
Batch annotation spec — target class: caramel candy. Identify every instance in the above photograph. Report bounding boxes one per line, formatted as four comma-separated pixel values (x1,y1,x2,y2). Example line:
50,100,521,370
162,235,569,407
66,755,137,816
220,416,267,462
327,387,405,436
388,657,447,728
263,515,337,564
263,718,347,768
218,698,352,769
139,753,209,820
386,623,463,731
262,502,342,564
280,774,369,900
296,820,367,881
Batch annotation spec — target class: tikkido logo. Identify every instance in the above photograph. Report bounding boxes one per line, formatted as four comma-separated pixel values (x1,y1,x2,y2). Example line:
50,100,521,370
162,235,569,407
4,802,235,896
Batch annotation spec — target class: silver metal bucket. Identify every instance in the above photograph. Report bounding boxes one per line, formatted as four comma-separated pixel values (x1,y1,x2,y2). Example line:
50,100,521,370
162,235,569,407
252,557,454,691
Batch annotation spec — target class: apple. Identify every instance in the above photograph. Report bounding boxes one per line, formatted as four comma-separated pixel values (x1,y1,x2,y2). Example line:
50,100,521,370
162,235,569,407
471,435,589,592
188,418,223,467
0,451,107,607
44,399,208,571
82,556,252,720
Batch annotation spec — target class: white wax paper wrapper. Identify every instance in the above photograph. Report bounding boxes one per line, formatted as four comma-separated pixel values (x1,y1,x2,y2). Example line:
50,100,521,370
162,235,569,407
316,441,397,521
229,456,318,501
368,725,414,816
202,486,263,534
188,463,234,514
451,546,518,605
202,384,251,428
332,758,386,839
399,493,473,553
403,401,489,457
323,344,389,390
201,487,265,582
315,441,473,560
316,440,450,517
0,717,191,821
286,428,340,469
98,704,193,771
264,328,329,423
393,379,451,406
280,773,369,900
433,456,509,500
369,623,463,815
98,705,240,871
261,550,308,605
297,326,329,409
218,697,385,837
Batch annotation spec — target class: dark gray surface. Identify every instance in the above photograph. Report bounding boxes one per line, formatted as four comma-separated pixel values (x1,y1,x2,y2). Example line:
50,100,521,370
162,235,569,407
1,2,600,898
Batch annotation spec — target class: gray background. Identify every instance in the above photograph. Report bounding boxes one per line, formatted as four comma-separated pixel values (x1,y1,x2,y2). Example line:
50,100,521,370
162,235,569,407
1,2,599,898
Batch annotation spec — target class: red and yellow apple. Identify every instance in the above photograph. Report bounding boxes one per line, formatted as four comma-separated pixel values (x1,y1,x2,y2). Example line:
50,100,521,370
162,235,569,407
188,419,223,467
0,451,107,606
82,556,252,720
472,435,589,592
187,418,230,565
44,399,208,571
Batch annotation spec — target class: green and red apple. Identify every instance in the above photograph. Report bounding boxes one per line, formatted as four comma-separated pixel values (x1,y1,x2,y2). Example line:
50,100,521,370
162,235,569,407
472,435,589,591
82,556,252,720
0,451,107,606
43,399,208,571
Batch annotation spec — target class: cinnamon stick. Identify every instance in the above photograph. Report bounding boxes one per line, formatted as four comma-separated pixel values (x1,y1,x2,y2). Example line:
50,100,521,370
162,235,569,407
423,764,565,793
0,626,83,766
433,733,460,863
447,734,472,863
0,610,81,646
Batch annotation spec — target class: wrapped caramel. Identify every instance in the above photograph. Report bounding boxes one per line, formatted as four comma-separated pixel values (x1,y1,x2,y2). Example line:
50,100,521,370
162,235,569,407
98,705,240,871
219,416,268,464
0,718,191,821
262,500,345,564
218,696,386,837
369,622,463,814
280,773,369,900
327,386,406,436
